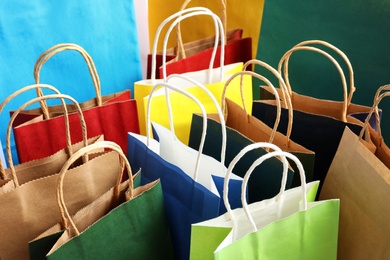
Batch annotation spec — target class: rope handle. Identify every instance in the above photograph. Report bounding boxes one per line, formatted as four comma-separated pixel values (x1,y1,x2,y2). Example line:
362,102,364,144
34,43,102,119
6,92,88,187
56,141,132,236
359,84,390,144
176,0,227,59
223,142,286,225
278,46,349,122
222,70,282,146
166,73,227,180
241,150,307,236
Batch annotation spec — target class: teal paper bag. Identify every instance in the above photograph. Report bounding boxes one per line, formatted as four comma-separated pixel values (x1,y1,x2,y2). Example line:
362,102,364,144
255,0,390,141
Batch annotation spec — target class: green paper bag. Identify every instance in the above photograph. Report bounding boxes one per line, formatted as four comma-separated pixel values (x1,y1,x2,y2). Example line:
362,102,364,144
28,174,142,260
190,142,319,260
190,182,319,260
214,200,340,260
29,141,174,260
212,149,340,259
220,65,315,187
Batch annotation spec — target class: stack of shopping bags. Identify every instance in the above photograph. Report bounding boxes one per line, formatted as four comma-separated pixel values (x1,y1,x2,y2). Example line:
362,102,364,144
1,1,390,259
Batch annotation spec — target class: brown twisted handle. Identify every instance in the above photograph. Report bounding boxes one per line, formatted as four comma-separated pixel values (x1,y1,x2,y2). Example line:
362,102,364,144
222,70,283,146
56,141,132,236
359,84,390,145
278,45,349,122
6,92,88,187
34,43,101,119
240,59,294,147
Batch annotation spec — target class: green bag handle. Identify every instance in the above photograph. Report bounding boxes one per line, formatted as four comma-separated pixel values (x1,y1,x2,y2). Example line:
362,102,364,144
34,43,102,119
241,150,307,236
56,141,133,236
4,92,88,187
278,45,350,122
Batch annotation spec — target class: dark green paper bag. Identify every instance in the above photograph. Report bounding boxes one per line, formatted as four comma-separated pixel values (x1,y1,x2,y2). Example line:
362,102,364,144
29,141,174,260
28,175,143,260
188,113,294,203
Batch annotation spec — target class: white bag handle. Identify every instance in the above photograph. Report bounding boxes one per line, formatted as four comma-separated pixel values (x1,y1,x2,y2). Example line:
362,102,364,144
146,81,207,181
150,7,225,83
241,150,307,234
166,74,227,175
223,142,287,224
161,10,225,83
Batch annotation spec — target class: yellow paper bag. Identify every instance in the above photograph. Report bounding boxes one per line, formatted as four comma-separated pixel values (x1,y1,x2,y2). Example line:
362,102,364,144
142,62,252,144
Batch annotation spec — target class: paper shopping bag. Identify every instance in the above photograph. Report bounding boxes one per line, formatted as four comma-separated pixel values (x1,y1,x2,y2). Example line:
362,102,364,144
0,138,119,258
128,130,223,260
0,0,142,160
12,43,139,163
0,84,103,190
188,113,294,203
152,120,244,214
147,0,251,79
0,93,119,260
320,126,390,259
252,43,372,191
366,85,390,169
147,28,244,79
149,73,245,213
256,0,390,139
220,66,315,187
130,81,230,259
29,141,174,260
134,8,252,142
189,141,320,260
213,149,339,260
320,88,390,259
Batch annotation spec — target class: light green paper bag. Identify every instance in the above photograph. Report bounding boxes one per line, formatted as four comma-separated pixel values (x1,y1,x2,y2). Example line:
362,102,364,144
213,149,340,259
190,142,320,260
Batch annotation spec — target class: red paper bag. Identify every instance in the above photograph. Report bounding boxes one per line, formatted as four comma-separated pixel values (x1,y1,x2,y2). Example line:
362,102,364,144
12,43,139,163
